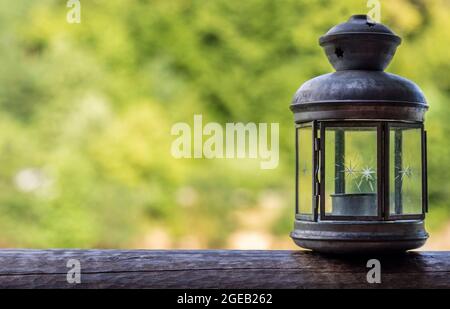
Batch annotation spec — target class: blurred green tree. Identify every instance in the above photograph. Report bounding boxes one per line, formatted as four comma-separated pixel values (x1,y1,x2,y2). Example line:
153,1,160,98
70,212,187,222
0,0,448,248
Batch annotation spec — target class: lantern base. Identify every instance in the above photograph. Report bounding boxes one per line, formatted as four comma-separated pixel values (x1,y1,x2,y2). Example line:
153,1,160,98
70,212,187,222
291,220,428,254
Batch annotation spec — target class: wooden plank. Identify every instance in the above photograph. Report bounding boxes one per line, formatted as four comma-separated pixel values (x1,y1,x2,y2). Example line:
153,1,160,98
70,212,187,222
0,250,448,288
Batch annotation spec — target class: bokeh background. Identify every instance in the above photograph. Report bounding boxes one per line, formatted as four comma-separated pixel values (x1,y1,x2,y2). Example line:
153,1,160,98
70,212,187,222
0,0,449,249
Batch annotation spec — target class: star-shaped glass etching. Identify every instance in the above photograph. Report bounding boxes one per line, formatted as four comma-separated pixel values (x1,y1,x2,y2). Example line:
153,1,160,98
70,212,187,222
361,166,376,182
359,166,376,192
397,166,413,181
337,157,377,193
342,160,358,178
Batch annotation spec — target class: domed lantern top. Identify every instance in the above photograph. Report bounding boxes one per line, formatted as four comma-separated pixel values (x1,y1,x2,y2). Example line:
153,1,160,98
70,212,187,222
290,15,429,254
320,14,401,71
291,15,427,123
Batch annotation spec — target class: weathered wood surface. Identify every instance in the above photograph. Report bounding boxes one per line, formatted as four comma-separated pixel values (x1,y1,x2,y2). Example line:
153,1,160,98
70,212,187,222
0,250,448,288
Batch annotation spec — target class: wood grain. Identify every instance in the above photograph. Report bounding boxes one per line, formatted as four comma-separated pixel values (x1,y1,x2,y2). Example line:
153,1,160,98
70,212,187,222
0,250,448,288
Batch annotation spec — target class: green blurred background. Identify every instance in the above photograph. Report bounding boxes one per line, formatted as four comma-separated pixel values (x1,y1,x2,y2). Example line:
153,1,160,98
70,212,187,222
0,0,449,249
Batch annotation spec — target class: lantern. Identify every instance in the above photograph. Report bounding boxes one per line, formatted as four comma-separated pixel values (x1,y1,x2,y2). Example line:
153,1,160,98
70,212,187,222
290,15,429,253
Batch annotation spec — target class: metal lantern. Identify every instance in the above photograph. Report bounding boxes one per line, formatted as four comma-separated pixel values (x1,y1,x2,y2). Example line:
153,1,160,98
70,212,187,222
290,15,429,253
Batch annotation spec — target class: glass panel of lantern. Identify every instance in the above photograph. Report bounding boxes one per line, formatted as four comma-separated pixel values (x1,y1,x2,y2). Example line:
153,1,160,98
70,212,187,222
389,125,423,216
324,125,378,217
296,124,313,217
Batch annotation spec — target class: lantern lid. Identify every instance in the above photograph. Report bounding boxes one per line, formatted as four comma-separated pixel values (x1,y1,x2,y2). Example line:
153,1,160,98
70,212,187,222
291,15,428,123
319,15,402,71
319,15,400,43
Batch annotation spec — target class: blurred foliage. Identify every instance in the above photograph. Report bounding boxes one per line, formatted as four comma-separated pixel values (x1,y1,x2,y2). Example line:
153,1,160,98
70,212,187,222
0,0,448,248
